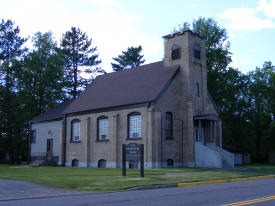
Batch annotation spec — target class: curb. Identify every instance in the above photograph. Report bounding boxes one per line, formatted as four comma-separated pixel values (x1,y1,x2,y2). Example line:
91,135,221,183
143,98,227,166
177,174,275,187
128,184,177,191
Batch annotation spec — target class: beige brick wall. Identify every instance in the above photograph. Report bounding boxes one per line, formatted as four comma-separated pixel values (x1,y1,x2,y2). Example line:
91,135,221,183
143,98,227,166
65,106,154,167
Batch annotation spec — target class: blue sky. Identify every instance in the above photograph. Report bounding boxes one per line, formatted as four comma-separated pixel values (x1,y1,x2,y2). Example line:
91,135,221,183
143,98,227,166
1,0,275,73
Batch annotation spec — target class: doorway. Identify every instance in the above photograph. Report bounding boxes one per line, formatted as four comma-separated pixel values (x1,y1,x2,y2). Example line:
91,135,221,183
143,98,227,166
46,139,53,160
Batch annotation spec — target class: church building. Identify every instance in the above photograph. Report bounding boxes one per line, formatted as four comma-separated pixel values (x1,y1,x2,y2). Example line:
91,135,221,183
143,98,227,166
30,30,234,168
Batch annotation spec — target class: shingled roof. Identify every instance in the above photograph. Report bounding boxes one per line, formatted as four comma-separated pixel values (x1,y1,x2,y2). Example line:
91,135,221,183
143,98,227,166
64,61,179,115
31,100,73,123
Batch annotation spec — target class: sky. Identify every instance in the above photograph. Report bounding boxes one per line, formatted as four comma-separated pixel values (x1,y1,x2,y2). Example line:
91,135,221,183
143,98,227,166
1,0,275,74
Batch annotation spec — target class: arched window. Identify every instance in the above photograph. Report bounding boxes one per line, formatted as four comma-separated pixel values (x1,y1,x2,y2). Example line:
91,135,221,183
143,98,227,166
193,44,201,60
195,83,200,97
72,159,79,167
167,159,174,168
166,112,173,139
71,119,81,142
98,159,106,168
97,116,109,141
171,44,181,60
128,112,142,139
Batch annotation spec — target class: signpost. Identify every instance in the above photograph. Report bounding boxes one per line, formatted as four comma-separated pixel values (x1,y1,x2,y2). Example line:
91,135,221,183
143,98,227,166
122,143,144,177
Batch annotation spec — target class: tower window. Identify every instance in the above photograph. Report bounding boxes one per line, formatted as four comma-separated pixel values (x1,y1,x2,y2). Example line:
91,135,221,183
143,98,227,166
165,112,173,139
194,44,201,60
195,83,200,97
171,44,181,60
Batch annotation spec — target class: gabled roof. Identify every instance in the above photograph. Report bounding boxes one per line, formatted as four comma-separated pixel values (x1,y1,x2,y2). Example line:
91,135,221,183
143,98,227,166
31,100,73,123
64,61,179,115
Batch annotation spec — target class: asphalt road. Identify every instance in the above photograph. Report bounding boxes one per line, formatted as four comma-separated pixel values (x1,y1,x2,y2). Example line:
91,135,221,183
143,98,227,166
0,178,274,206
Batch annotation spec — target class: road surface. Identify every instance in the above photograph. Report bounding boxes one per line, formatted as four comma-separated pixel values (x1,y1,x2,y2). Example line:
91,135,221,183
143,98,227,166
0,178,274,206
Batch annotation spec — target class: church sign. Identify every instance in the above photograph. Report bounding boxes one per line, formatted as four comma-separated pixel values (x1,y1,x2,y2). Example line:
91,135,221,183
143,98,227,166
122,143,144,177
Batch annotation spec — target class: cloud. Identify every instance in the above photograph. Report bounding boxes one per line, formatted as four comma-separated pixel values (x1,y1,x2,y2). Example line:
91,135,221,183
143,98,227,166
1,0,162,72
257,0,275,18
188,4,197,9
219,7,274,30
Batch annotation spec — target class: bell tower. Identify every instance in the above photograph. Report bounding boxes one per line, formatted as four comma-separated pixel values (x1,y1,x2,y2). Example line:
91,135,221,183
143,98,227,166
163,30,207,115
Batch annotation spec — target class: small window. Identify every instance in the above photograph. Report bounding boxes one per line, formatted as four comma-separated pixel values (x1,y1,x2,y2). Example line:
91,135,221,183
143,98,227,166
129,160,138,169
72,159,79,167
165,112,173,139
171,44,181,60
128,112,142,139
167,159,174,168
71,119,81,142
98,159,106,168
195,83,200,97
30,130,36,144
194,44,201,60
97,116,109,141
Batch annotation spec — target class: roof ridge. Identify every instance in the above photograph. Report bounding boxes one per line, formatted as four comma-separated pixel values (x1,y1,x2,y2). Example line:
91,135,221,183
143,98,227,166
102,61,163,76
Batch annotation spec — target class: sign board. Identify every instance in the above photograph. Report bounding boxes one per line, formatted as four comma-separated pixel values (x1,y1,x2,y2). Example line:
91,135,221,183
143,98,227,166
122,143,144,177
125,143,141,161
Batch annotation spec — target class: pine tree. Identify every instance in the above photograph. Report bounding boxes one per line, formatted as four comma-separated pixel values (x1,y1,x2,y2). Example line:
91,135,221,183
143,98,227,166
61,27,103,99
0,19,27,164
111,45,145,72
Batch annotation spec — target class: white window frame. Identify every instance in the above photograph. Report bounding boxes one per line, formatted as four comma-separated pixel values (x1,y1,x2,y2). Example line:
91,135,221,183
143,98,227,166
71,120,81,142
128,113,142,139
98,116,109,141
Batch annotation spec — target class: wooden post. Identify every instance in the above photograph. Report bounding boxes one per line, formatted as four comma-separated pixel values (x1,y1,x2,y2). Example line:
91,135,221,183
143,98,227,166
122,144,126,176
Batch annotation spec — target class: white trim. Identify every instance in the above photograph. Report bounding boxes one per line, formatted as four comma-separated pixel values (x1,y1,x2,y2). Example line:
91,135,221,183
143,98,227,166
66,161,196,168
182,162,195,167
65,162,71,167
78,162,88,167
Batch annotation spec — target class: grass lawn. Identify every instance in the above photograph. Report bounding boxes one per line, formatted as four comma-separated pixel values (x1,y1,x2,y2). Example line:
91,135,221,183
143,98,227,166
237,163,275,173
0,164,269,191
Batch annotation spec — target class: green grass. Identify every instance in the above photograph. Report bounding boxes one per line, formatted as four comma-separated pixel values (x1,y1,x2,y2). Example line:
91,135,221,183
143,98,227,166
0,164,267,191
237,163,275,173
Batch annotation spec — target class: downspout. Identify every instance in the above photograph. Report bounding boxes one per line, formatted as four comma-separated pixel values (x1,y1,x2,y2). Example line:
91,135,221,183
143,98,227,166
28,122,32,164
156,109,162,168
62,114,67,166
146,103,149,166
181,120,184,167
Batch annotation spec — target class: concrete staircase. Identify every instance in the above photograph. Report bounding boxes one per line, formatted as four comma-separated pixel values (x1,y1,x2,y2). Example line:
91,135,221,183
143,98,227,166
195,142,235,168
207,143,235,168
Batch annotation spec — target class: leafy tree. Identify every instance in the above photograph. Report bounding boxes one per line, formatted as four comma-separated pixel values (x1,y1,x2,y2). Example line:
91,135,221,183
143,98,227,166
247,62,274,161
18,32,66,120
0,19,27,164
61,27,103,99
111,45,145,72
219,68,252,153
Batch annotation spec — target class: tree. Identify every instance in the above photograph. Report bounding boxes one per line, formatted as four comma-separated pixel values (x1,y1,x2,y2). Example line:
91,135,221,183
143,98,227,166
61,27,103,99
111,45,145,72
0,19,27,164
247,62,274,161
18,32,66,120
